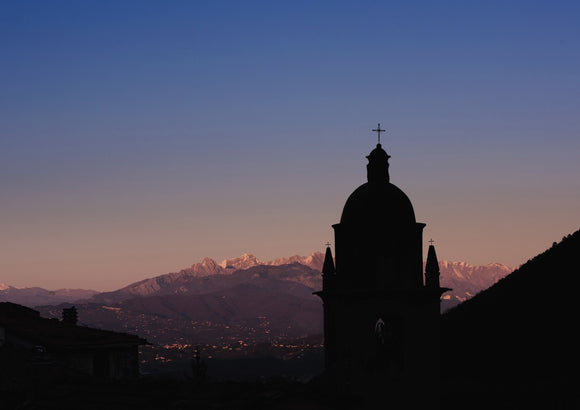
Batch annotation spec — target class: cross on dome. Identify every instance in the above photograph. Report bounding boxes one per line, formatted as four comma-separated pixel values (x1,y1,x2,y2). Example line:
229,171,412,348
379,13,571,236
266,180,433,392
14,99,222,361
372,123,386,144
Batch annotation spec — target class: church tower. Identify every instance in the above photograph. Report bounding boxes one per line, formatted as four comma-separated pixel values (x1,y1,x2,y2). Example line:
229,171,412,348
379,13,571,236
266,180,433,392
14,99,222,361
315,126,448,405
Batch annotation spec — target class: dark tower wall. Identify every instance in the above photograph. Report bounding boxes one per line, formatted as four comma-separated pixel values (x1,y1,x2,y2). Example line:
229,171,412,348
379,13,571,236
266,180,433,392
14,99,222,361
333,220,425,289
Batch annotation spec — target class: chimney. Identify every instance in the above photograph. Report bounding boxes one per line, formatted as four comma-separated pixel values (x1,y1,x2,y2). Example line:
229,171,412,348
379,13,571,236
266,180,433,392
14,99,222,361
62,306,78,325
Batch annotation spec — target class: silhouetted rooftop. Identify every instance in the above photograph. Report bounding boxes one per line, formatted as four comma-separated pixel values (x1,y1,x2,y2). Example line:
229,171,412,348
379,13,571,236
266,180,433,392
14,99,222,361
0,302,147,349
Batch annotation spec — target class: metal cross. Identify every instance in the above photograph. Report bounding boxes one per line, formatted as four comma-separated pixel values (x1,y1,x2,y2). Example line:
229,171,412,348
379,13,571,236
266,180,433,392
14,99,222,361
325,242,332,248
372,123,386,144
428,239,435,246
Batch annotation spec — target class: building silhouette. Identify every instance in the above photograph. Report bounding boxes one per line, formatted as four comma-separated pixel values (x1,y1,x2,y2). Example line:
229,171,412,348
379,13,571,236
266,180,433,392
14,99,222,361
315,132,448,406
0,302,147,383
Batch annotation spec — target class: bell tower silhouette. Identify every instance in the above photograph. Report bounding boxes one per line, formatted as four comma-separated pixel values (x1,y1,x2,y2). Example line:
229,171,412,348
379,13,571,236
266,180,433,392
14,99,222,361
315,125,448,405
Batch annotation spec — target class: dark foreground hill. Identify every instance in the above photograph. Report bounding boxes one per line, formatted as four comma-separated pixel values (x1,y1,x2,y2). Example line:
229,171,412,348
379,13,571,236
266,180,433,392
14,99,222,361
441,229,580,407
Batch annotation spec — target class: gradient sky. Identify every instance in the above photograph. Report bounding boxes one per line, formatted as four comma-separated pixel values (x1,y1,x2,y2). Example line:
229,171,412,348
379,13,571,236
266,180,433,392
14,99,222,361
1,1,579,291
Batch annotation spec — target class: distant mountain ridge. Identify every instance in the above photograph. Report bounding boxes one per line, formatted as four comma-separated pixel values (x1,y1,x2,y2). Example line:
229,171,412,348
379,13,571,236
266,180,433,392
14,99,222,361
38,263,325,344
2,252,511,311
86,253,511,308
0,285,97,307
218,252,325,274
86,252,325,305
438,260,513,310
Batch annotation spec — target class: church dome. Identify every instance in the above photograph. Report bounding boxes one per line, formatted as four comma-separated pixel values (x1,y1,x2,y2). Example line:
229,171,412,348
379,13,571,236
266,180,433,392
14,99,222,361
340,143,416,227
340,181,416,226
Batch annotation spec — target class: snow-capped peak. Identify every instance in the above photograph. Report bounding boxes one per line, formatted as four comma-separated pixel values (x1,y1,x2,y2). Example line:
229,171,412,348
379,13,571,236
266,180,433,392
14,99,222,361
219,253,262,270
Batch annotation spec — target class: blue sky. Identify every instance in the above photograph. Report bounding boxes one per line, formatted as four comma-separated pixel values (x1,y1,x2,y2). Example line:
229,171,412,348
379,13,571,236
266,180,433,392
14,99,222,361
1,1,579,290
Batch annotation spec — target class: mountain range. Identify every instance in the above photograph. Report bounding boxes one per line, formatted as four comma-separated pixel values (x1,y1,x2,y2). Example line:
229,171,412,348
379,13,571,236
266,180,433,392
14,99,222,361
37,262,325,345
87,253,325,305
3,252,511,312
6,252,510,347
